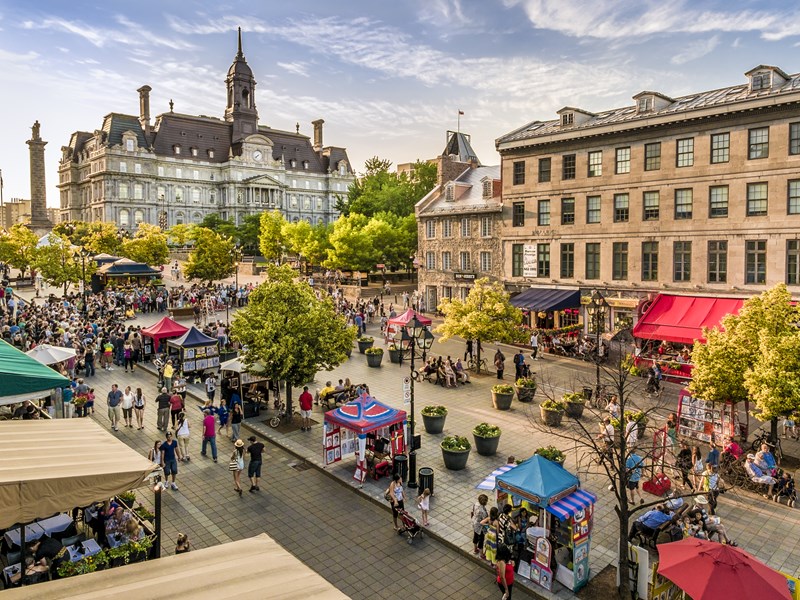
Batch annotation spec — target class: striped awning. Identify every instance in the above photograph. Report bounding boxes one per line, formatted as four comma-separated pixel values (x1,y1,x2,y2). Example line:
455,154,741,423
545,489,597,520
476,464,515,490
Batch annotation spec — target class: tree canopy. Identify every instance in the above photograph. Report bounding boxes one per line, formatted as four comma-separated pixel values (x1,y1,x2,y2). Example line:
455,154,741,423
184,228,237,282
53,221,122,255
0,223,39,275
32,234,95,295
119,223,170,266
259,210,286,261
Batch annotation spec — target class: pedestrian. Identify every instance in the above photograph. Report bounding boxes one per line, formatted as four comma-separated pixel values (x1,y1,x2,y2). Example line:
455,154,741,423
107,384,122,431
133,387,146,430
121,385,134,428
676,440,694,490
495,545,515,600
230,402,243,442
597,417,615,463
416,488,431,526
169,388,183,428
626,450,645,505
201,409,218,462
163,360,174,392
123,341,134,372
217,401,230,439
160,431,181,490
691,446,704,489
299,385,313,431
464,339,473,362
386,473,405,531
204,373,216,402
701,463,724,515
471,493,489,557
706,442,720,468
625,414,639,449
481,507,499,565
176,412,191,462
62,385,74,419
147,439,162,465
175,533,190,554
155,387,171,431
513,351,524,380
246,435,264,492
529,330,539,360
230,439,245,497
494,349,505,380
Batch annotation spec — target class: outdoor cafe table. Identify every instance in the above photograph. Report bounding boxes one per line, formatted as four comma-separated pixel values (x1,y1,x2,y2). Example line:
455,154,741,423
37,513,73,537
4,523,45,548
67,539,102,562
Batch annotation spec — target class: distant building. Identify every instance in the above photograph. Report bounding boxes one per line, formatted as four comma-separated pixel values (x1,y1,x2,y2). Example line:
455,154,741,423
58,29,354,230
0,198,32,228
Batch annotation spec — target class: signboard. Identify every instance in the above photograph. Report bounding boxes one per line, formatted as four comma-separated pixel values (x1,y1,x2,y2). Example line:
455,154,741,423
677,391,736,443
454,272,476,281
523,244,538,277
324,425,342,465
402,377,411,392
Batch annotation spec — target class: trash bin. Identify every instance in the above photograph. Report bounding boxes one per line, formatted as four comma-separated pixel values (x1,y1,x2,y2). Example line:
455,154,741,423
418,467,434,496
582,386,593,402
393,454,408,481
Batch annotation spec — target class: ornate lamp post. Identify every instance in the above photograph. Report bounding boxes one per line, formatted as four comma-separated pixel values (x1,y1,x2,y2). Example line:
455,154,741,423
586,289,609,403
399,315,434,488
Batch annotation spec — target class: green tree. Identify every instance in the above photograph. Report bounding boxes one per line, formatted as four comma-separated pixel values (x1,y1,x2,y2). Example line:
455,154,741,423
230,264,356,416
282,219,312,258
324,213,378,272
302,222,333,268
32,234,94,296
367,212,417,269
184,228,236,283
436,278,526,372
53,221,122,255
0,223,39,277
259,210,286,261
119,223,170,266
167,223,195,247
199,213,237,239
236,214,262,250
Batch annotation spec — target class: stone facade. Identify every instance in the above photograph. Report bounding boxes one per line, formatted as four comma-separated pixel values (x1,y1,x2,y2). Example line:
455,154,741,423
26,121,51,231
57,30,353,230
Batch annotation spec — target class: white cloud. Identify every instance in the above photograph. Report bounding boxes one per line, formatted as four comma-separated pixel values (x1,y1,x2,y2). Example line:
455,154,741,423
276,61,310,77
671,35,721,65
418,0,469,26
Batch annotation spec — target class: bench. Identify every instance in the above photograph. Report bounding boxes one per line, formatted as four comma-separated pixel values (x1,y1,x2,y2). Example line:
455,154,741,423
169,307,196,319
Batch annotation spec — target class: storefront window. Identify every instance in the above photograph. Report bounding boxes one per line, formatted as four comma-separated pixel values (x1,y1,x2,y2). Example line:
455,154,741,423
614,310,633,331
560,308,580,327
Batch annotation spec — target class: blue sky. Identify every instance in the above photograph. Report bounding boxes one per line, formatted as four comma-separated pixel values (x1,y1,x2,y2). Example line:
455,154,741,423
1,0,799,206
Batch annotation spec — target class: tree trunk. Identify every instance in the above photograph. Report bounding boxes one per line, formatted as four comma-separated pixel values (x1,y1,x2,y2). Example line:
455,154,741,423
770,417,779,445
476,338,482,374
285,383,293,422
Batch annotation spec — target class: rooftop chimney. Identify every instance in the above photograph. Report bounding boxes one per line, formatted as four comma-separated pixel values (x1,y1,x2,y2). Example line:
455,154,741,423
137,85,152,140
312,119,324,151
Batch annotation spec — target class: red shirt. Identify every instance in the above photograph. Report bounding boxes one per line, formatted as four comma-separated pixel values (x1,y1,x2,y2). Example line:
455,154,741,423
299,391,313,411
203,414,216,437
169,394,183,411
496,562,514,586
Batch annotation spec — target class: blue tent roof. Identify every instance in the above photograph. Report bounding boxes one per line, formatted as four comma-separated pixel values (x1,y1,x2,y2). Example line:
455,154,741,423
496,454,579,508
167,326,219,348
510,288,581,312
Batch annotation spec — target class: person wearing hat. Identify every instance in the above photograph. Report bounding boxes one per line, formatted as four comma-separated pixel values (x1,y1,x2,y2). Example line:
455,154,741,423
745,453,777,498
230,439,246,496
160,431,182,491
246,435,265,492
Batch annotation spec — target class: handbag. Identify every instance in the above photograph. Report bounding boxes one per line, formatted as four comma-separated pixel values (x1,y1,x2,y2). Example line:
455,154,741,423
228,453,239,471
384,491,392,502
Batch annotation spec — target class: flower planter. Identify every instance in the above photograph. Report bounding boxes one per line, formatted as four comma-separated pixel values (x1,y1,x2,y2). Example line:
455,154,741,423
388,348,403,364
492,391,514,411
422,413,446,434
366,353,383,368
473,433,500,456
564,401,585,419
515,385,536,403
357,339,374,354
540,406,564,427
441,447,470,470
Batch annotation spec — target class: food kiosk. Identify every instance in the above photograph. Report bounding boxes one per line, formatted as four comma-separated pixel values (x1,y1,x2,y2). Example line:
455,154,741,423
495,455,597,593
166,326,220,379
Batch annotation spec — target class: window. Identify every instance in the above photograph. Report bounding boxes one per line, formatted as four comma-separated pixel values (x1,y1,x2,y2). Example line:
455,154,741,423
208,149,215,159
425,220,436,239
745,240,767,284
444,184,454,202
561,198,575,225
480,216,492,237
459,251,471,271
512,202,525,227
537,200,550,226
175,211,184,225
643,191,659,221
192,188,200,203
442,220,452,238
615,147,631,174
588,151,602,177
788,241,800,285
747,183,768,216
134,163,141,174
303,196,311,210
173,145,181,155
748,127,769,159
512,244,524,277
126,139,134,152
752,72,771,91
442,286,452,300
461,217,470,237
538,158,551,183
708,241,727,283
191,147,198,157
613,194,629,222
175,168,182,179
561,113,573,126
210,191,216,203
134,209,144,224
157,185,165,200
119,183,129,199
482,179,492,198
175,188,183,202
562,154,576,180
119,162,127,173
537,244,550,277
586,196,601,224
711,133,730,164
513,161,525,185
480,252,492,272
560,243,574,278
290,195,297,208
709,186,729,218
133,183,143,200
425,251,436,270
157,166,164,177
585,243,600,279
642,242,659,281
645,143,661,171
193,170,199,180
638,97,652,112
673,241,692,282
612,242,628,280
788,180,800,215
119,208,130,227
442,251,452,271
790,123,800,155
676,138,694,167
675,189,693,219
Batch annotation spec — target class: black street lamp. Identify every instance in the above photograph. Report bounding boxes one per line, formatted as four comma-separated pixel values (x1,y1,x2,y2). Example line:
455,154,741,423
399,315,434,488
586,289,609,403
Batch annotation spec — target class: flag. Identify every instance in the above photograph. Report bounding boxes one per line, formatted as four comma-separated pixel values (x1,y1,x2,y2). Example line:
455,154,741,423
458,110,464,115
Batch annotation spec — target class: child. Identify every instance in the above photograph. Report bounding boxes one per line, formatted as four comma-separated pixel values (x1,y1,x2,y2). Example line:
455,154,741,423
86,388,96,415
417,488,431,526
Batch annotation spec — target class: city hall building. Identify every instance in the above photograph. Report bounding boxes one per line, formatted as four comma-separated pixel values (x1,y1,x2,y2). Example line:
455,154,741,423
58,30,354,230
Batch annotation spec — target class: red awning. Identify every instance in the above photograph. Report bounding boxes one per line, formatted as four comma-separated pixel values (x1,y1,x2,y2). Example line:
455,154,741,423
140,317,189,345
633,294,745,345
387,309,432,328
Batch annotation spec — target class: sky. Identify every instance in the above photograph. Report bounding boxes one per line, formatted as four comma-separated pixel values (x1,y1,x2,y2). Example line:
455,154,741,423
1,0,800,207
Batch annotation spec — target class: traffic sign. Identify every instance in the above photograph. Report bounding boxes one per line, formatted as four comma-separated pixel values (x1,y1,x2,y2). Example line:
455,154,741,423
402,377,411,392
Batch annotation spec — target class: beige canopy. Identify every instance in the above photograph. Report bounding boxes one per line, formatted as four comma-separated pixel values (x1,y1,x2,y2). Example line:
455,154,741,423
2,533,351,599
0,419,159,530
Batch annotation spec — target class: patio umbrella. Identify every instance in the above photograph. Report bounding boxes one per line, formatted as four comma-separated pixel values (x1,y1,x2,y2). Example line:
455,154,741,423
25,344,77,366
657,538,791,600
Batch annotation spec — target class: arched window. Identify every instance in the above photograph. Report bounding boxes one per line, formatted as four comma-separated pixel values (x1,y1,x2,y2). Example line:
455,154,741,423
119,209,130,227
303,196,311,210
242,88,250,108
192,212,202,224
317,217,325,225
134,209,144,224
175,211,185,225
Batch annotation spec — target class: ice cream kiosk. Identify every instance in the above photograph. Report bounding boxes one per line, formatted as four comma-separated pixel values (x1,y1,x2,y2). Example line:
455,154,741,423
495,455,597,593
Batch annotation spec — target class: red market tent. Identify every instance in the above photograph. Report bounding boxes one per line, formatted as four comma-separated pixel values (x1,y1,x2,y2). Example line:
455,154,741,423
633,294,745,345
385,309,432,341
141,317,189,350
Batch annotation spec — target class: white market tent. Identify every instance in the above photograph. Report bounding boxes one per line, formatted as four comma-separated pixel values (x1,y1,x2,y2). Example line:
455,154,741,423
25,343,77,366
1,533,351,599
0,419,160,529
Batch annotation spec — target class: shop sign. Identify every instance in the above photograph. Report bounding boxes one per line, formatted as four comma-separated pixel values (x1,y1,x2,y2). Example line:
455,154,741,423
523,244,537,277
454,272,476,281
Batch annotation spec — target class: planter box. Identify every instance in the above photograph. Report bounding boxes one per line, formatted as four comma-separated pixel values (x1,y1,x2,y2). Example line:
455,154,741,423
441,447,470,470
564,401,585,419
422,413,446,434
473,433,500,456
388,348,403,364
357,340,374,354
540,406,564,427
515,385,536,403
492,391,514,411
366,353,383,368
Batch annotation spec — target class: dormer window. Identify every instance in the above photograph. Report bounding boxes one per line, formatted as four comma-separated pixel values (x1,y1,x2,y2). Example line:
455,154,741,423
190,147,198,157
751,72,771,91
637,97,652,113
303,160,309,169
207,149,215,159
173,145,181,155
482,179,492,199
125,139,134,152
290,159,297,168
561,113,574,126
445,183,454,202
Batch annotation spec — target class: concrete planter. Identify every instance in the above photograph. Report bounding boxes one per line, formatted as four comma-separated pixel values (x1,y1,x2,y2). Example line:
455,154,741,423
422,413,446,434
515,385,536,403
492,391,514,411
473,433,500,457
540,406,564,427
441,447,470,470
564,401,585,419
388,348,403,364
357,339,374,354
366,352,383,368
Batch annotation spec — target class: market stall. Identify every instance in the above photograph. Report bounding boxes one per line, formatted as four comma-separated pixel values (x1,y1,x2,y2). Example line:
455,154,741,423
0,340,69,407
219,356,269,417
384,308,432,344
166,326,220,379
677,388,738,444
495,455,597,593
140,316,189,357
323,395,407,483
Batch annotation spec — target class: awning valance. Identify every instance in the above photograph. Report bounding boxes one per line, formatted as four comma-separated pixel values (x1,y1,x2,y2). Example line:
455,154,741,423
546,489,597,520
510,288,581,312
633,294,745,345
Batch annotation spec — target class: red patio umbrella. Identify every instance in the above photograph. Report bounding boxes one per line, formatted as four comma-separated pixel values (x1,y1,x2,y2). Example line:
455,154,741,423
657,538,791,600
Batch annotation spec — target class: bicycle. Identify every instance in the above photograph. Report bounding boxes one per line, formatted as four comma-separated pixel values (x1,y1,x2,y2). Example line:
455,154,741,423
268,399,300,428
467,356,488,373
749,431,783,464
587,385,613,411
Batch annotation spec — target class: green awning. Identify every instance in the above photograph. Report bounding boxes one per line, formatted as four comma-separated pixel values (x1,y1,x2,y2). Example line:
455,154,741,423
0,340,70,405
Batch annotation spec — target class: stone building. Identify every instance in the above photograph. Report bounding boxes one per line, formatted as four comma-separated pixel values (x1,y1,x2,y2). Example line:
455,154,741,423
496,64,800,330
58,29,354,230
0,198,31,228
416,132,502,311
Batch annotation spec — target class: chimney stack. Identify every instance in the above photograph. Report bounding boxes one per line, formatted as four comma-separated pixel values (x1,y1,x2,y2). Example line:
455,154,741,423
137,85,152,139
312,119,324,151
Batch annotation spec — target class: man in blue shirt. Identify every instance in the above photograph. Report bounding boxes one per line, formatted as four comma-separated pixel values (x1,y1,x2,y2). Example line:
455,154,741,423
160,432,182,490
629,505,672,540
626,451,645,505
706,442,720,467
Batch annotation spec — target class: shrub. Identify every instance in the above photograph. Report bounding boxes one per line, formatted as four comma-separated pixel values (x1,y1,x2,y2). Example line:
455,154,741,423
118,490,136,504
629,366,643,377
516,377,537,389
540,399,565,411
357,336,374,343
387,344,401,351
562,391,585,404
473,422,501,438
535,445,565,463
422,405,448,417
441,435,471,452
365,347,384,355
492,384,514,394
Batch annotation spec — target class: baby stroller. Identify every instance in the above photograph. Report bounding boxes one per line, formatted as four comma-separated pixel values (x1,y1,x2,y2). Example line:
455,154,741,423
396,508,423,544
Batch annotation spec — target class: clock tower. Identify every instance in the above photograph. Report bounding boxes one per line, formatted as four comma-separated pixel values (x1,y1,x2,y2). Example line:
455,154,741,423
225,27,259,144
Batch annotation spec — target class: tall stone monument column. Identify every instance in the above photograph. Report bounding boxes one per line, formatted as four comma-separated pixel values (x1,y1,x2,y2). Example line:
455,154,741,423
26,120,52,232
